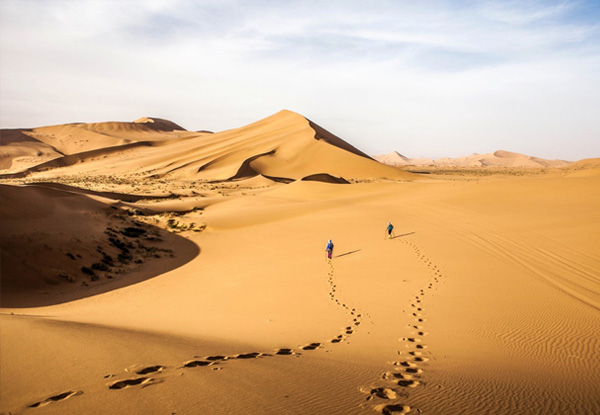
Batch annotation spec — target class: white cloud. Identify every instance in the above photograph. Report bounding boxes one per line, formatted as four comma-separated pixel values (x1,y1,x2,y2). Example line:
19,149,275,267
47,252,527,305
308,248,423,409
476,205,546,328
1,0,599,160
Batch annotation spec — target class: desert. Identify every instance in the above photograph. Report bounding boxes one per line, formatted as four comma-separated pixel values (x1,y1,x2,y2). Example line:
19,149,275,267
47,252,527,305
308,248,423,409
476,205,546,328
1,110,599,415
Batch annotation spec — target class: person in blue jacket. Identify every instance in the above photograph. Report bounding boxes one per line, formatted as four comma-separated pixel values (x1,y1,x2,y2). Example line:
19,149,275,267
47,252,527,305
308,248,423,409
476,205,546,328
325,239,334,259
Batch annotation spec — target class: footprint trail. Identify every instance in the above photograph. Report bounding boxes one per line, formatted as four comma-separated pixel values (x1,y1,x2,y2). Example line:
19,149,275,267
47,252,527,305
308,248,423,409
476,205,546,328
20,257,365,412
365,237,447,414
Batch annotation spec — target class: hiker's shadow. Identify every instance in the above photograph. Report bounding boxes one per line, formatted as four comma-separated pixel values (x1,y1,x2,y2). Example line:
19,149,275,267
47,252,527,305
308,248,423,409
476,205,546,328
334,249,361,258
391,232,416,239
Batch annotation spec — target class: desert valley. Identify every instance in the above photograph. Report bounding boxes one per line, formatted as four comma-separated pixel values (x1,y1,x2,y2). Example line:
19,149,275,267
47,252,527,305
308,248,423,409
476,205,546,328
1,110,599,414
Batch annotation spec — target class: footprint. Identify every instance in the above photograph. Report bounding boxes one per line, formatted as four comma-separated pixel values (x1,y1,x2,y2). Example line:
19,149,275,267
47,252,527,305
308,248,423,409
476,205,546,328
370,387,398,400
302,343,321,351
392,372,414,381
405,367,423,374
236,352,262,359
398,379,420,388
205,355,227,361
136,365,164,375
183,360,213,368
29,391,82,407
108,377,154,390
375,404,411,415
276,348,294,355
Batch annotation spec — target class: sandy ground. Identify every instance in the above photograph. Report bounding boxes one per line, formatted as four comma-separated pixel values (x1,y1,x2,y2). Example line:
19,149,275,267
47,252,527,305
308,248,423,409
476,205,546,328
1,114,599,414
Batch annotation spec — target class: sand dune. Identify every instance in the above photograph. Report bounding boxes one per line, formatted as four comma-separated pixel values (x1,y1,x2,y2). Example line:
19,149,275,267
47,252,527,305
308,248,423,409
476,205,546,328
0,184,199,307
2,110,413,183
374,151,435,166
0,117,194,174
0,129,64,171
1,111,599,414
376,149,571,168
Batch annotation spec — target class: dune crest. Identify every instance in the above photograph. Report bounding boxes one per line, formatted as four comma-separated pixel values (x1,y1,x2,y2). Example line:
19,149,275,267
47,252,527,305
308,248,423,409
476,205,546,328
132,117,187,131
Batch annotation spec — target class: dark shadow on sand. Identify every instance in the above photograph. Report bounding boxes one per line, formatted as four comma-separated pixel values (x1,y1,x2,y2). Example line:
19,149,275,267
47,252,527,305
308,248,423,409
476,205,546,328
334,249,361,258
0,184,200,308
391,232,416,239
1,231,200,308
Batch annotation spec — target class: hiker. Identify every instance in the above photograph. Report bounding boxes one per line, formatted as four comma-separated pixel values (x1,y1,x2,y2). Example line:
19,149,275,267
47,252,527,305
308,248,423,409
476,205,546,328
325,239,334,259
386,222,394,239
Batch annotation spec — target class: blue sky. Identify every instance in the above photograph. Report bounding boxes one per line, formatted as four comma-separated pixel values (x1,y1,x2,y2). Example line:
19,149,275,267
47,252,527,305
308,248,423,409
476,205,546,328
1,0,599,160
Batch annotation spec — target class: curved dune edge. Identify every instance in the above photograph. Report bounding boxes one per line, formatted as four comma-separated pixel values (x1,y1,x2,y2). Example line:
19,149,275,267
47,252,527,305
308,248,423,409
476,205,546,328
0,184,200,307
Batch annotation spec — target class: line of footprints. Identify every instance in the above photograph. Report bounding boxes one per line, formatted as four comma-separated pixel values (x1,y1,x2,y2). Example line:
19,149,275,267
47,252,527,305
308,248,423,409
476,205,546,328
366,239,445,415
23,263,363,411
24,243,441,413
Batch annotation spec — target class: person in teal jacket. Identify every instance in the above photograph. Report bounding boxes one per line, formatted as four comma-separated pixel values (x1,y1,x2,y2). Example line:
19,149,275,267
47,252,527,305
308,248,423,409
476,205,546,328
386,222,394,239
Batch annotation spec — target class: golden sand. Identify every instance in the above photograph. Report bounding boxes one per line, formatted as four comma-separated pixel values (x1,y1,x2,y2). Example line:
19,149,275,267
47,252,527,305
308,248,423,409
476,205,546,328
1,112,599,414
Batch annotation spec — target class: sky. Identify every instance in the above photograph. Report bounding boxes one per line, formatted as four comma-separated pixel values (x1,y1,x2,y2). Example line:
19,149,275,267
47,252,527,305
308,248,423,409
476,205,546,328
1,0,599,160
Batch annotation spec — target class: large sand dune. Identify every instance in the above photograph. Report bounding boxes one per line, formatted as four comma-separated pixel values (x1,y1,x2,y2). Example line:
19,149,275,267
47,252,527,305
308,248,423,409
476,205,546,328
1,112,599,414
2,110,411,184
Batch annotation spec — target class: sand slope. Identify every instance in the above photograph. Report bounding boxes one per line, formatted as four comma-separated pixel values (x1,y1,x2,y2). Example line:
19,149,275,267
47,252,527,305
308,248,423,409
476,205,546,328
0,184,199,307
0,129,64,171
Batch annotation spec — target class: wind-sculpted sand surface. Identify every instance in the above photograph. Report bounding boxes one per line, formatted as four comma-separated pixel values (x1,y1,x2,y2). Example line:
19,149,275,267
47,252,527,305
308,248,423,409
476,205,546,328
1,112,599,414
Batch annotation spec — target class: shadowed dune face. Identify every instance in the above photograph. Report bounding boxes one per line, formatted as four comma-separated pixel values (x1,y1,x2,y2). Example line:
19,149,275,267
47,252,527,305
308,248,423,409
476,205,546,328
0,129,64,170
0,118,193,174
301,173,350,184
0,184,199,307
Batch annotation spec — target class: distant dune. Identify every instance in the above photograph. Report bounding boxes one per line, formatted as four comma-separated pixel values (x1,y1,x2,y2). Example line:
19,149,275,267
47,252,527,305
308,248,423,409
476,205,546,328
0,117,193,172
374,151,435,166
375,149,571,168
0,129,64,171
